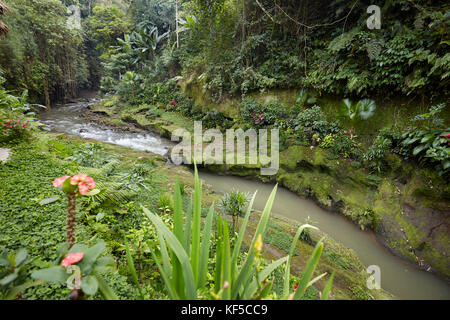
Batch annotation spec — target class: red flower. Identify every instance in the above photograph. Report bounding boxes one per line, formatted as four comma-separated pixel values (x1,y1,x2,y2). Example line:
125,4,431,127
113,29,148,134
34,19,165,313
61,252,84,267
70,174,96,195
52,176,70,188
439,133,450,139
294,283,299,291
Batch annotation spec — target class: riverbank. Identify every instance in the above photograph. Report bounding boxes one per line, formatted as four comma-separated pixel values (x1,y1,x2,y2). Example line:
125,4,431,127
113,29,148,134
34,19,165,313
85,94,449,283
0,129,392,299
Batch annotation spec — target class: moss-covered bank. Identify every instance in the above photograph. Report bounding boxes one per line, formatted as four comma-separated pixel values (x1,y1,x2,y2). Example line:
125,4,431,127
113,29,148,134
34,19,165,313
88,94,449,281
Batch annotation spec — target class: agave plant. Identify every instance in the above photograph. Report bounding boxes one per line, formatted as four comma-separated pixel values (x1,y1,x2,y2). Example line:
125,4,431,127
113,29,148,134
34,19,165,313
134,166,334,300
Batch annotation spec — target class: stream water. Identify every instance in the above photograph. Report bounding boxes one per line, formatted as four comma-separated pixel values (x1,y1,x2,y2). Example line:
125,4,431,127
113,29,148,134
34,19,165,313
40,100,449,300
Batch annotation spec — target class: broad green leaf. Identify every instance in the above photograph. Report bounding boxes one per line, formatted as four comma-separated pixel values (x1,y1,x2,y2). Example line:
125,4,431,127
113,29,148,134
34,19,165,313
413,144,429,155
31,267,69,284
184,198,192,255
443,160,450,170
173,178,184,243
157,228,172,282
321,272,335,300
81,275,99,296
143,207,197,299
95,273,118,300
0,272,18,286
232,185,277,299
214,216,223,294
39,196,60,205
307,272,327,288
420,134,435,143
231,191,257,280
4,280,43,300
84,189,101,196
15,248,28,267
221,218,231,300
172,178,185,298
78,242,106,273
150,249,177,299
68,243,87,254
293,241,324,300
125,237,144,300
243,256,288,299
198,204,215,288
283,224,318,297
190,165,202,284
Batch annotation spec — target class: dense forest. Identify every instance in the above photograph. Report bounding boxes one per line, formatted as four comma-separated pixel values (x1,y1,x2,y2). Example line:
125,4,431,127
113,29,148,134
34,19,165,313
0,0,449,302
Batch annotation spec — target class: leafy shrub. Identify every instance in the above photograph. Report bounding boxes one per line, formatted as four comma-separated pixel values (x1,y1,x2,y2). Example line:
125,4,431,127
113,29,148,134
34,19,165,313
320,134,335,149
293,106,342,145
331,133,361,160
0,248,40,300
31,242,118,300
363,135,393,173
399,104,449,176
239,98,264,127
240,98,287,128
145,106,163,120
201,110,232,129
0,87,43,144
66,143,115,168
157,193,173,214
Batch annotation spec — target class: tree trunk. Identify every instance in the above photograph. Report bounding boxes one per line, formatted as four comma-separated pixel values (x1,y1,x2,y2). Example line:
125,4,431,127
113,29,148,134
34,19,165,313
67,193,76,248
176,0,179,48
44,80,51,110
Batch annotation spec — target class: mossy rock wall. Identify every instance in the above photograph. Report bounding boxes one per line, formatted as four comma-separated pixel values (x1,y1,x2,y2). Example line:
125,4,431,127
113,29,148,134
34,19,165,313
200,145,450,279
89,95,450,279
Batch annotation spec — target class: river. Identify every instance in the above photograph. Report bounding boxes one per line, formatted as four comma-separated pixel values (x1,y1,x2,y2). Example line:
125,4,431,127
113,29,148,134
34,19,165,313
40,99,450,300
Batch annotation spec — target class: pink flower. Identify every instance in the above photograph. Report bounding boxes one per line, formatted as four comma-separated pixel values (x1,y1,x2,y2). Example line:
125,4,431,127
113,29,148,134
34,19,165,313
70,174,96,195
53,176,70,188
439,133,450,139
61,252,84,267
344,130,349,135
